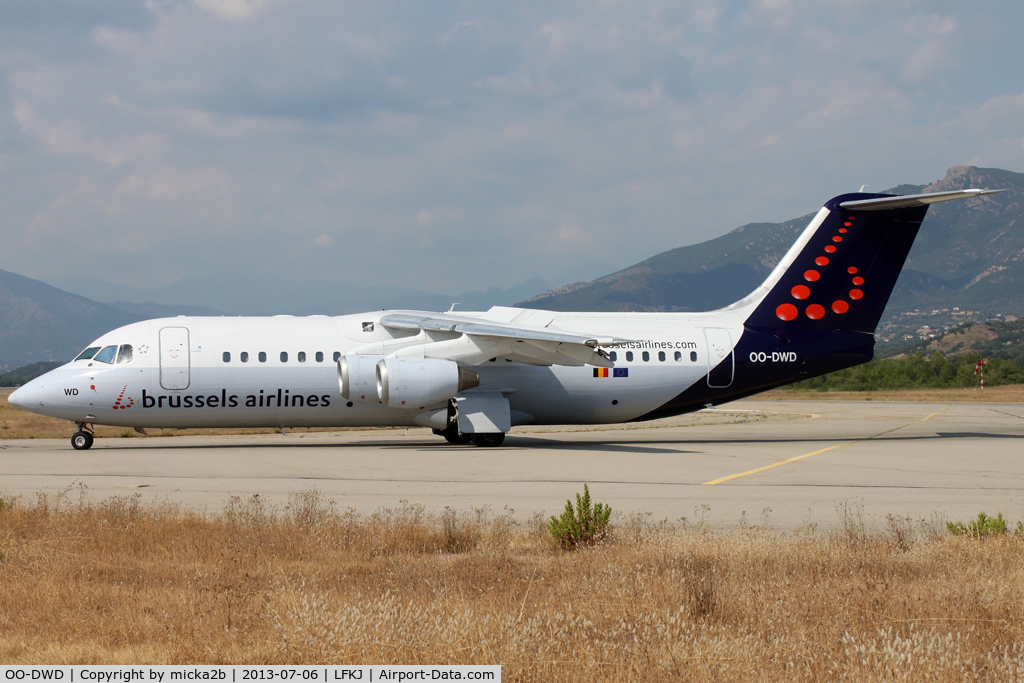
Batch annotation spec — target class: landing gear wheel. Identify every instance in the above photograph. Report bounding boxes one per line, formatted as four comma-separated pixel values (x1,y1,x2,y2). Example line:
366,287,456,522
436,424,473,444
71,431,94,450
472,432,505,448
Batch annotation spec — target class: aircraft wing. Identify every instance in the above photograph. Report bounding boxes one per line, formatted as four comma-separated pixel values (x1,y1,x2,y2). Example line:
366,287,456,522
380,311,632,367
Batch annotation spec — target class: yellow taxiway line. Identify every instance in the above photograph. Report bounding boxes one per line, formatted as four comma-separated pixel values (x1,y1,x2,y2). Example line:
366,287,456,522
702,405,950,486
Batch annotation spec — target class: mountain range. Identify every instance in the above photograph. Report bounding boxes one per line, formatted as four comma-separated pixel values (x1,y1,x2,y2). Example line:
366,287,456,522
520,166,1024,317
1,165,1021,369
0,268,579,369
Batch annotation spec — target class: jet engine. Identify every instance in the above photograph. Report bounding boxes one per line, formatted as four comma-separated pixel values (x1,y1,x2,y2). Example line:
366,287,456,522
375,358,479,409
339,354,384,402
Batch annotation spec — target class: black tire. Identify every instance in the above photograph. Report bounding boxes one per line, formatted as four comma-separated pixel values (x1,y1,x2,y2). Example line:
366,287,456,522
472,432,505,448
439,424,473,444
71,431,94,450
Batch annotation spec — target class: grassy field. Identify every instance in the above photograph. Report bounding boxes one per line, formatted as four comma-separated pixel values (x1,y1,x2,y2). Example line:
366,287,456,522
761,384,1024,402
0,488,1022,680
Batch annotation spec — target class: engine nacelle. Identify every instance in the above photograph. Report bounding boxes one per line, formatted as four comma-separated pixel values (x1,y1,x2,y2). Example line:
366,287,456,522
339,354,384,402
376,358,480,409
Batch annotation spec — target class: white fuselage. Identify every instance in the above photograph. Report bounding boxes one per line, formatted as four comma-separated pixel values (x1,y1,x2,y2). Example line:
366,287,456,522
16,308,745,429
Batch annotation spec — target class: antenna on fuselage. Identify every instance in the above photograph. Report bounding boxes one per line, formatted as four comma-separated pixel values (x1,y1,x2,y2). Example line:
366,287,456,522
448,303,460,312
859,184,869,192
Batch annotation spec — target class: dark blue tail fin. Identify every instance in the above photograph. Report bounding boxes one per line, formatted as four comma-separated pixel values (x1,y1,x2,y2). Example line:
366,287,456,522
742,189,1000,334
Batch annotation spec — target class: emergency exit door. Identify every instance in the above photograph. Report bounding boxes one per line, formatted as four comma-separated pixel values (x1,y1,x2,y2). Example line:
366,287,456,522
704,328,734,388
160,327,191,390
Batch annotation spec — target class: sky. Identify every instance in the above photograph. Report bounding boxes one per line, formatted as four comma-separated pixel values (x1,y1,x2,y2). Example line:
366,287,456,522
2,0,1024,299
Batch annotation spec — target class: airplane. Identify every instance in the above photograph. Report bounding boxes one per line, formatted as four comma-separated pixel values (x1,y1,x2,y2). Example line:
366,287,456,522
8,188,1003,451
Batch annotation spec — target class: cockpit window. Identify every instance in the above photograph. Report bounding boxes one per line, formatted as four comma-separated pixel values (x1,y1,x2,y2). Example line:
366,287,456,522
117,345,134,364
75,346,101,361
93,345,117,364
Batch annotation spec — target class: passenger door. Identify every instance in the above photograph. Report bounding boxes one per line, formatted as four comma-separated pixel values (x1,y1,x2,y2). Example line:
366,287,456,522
704,328,734,388
160,327,190,390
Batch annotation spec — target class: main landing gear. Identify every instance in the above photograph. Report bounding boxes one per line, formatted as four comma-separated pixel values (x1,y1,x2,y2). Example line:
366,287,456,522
71,423,94,450
433,423,506,447
472,432,505,447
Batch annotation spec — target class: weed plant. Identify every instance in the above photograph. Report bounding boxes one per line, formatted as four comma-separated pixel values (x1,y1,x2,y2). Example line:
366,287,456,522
0,488,1023,681
548,484,611,549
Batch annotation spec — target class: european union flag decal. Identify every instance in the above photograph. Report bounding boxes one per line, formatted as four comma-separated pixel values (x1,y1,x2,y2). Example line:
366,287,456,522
613,368,628,377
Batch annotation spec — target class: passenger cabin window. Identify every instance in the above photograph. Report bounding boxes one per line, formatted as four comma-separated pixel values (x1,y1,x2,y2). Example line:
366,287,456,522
93,345,117,364
76,346,101,361
316,351,324,362
690,351,698,362
674,351,682,362
222,352,231,363
117,345,134,364
658,351,666,362
280,352,288,363
258,352,267,363
298,351,306,362
642,351,650,362
609,351,617,362
333,351,341,362
241,352,249,363
362,322,374,332
625,351,634,362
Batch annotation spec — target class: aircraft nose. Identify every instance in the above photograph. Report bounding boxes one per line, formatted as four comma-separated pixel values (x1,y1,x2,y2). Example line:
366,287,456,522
8,382,35,410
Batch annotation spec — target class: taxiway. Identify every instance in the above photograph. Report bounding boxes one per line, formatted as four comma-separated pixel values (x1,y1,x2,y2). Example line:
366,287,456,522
2,400,1022,529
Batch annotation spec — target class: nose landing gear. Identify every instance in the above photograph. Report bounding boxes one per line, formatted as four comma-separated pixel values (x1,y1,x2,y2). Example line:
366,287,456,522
71,423,95,450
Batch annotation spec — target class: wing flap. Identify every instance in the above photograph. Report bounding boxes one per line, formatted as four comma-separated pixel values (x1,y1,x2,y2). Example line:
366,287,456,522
380,311,628,367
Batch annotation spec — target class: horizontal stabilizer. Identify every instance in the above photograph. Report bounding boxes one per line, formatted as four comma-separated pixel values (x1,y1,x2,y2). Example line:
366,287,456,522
838,188,1005,211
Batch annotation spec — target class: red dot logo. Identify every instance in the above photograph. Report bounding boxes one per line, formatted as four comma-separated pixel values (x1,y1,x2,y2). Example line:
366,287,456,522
791,284,811,300
804,270,820,282
852,276,864,286
825,245,837,253
847,266,858,274
832,300,850,314
844,221,852,226
112,385,135,410
776,303,798,321
839,228,848,233
805,304,825,320
815,256,829,266
850,289,863,300
833,235,843,242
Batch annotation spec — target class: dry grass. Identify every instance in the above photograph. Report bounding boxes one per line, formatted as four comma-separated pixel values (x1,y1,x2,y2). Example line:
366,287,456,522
761,384,1024,403
1,488,1022,680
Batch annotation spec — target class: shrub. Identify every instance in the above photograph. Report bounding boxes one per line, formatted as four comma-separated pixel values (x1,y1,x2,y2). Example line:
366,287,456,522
548,484,611,550
947,512,1008,537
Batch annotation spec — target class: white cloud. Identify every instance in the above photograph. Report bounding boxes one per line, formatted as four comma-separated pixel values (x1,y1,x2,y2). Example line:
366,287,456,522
112,166,230,201
13,99,166,165
193,0,269,21
1,1,1024,294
